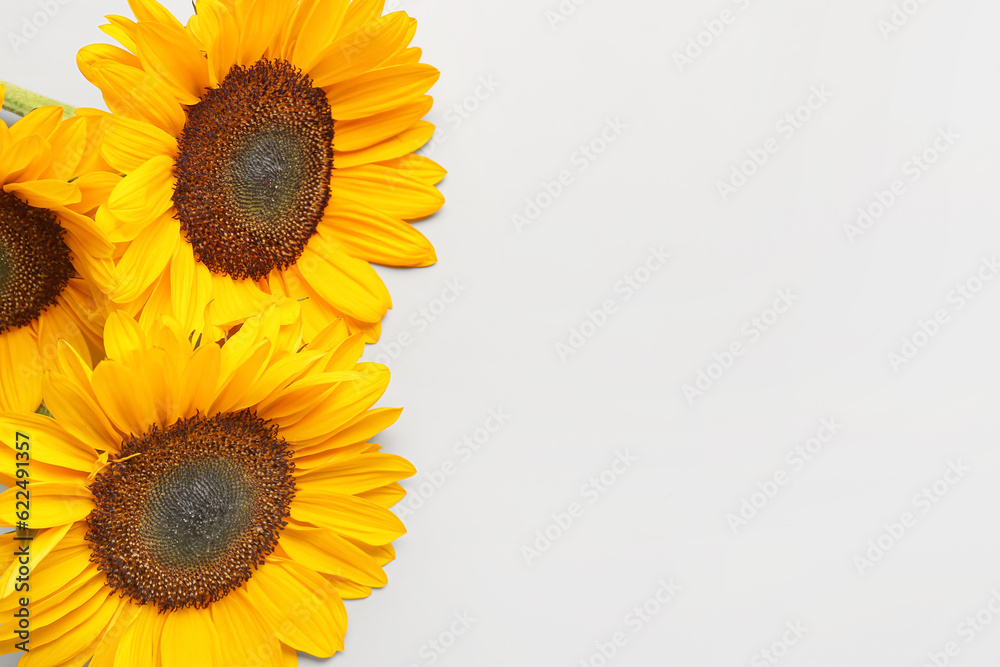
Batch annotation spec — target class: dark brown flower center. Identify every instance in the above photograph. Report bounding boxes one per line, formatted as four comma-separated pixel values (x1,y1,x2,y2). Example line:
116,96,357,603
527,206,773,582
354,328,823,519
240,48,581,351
86,410,296,612
0,190,74,333
172,59,334,281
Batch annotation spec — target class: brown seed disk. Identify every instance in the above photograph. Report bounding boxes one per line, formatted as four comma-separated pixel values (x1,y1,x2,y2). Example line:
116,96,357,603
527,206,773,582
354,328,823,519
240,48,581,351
0,190,74,334
86,410,296,612
172,59,334,281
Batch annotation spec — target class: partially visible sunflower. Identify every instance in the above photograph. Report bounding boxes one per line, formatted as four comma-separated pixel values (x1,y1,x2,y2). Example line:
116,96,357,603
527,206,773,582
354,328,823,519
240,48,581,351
0,304,414,665
79,0,446,341
0,88,117,412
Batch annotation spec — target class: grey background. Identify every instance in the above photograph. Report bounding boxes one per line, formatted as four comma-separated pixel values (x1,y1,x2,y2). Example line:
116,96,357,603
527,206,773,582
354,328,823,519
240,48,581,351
3,0,1000,665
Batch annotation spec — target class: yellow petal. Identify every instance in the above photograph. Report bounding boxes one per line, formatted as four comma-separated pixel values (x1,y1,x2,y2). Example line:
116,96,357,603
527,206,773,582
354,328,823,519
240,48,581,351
7,552,91,610
104,154,176,242
334,121,434,169
383,44,422,66
0,523,70,598
113,603,163,667
134,22,211,105
256,371,362,422
330,163,444,220
136,271,173,332
3,179,80,209
302,319,356,361
211,592,284,666
8,105,63,143
239,561,346,657
103,310,147,365
81,54,186,135
290,487,405,544
377,153,447,186
309,12,411,87
60,208,116,266
318,196,435,267
0,481,92,529
233,0,292,66
280,523,388,586
45,115,90,182
44,341,122,451
0,326,42,413
190,0,240,87
102,115,177,174
179,341,222,417
127,0,183,28
22,579,108,645
0,135,48,183
170,241,213,335
0,413,98,472
334,95,431,152
339,0,385,35
357,480,406,508
161,607,221,667
113,215,181,303
325,576,372,600
283,0,349,69
279,363,390,441
90,359,159,438
17,591,120,667
35,294,95,370
296,453,414,495
295,240,390,323
100,15,140,53
74,172,123,214
233,348,328,411
207,274,272,326
326,63,439,120
87,601,143,667
293,406,401,461
208,341,271,415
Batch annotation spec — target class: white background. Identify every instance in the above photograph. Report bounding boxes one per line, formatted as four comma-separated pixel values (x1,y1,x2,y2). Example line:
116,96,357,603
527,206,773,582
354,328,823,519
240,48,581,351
4,0,1000,665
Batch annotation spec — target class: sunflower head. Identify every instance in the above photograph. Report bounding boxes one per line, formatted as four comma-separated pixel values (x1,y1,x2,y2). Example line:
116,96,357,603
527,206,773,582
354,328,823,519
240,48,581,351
80,0,446,342
0,303,414,663
0,86,116,412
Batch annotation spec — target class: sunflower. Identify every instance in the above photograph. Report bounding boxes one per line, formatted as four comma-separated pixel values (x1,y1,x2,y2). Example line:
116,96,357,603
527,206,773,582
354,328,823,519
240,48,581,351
0,304,414,664
78,0,446,342
0,87,117,413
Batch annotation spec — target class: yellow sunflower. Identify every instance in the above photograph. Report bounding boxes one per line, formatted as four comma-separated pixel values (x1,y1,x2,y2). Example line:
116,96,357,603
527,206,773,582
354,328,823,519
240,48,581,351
0,87,117,413
78,0,446,342
0,304,414,665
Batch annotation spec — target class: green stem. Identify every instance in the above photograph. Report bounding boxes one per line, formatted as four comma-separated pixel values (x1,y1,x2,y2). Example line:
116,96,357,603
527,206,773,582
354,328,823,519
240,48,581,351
0,80,74,118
